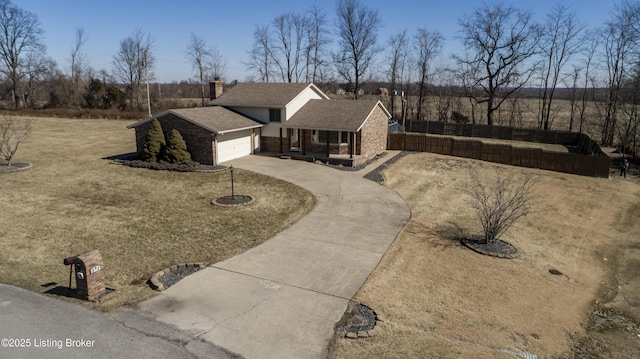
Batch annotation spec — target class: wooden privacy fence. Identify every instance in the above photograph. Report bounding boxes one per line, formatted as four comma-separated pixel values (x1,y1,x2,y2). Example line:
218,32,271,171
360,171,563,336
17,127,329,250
388,132,611,177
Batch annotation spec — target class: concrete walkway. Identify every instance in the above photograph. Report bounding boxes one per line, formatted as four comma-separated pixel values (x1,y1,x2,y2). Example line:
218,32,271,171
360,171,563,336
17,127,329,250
134,155,410,359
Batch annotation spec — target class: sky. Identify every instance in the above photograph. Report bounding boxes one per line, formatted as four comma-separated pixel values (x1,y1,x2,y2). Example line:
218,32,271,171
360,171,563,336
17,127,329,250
14,0,618,83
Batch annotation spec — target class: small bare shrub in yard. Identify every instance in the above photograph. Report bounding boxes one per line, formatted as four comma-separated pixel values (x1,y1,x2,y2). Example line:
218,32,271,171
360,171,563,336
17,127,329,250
0,115,32,166
465,167,538,245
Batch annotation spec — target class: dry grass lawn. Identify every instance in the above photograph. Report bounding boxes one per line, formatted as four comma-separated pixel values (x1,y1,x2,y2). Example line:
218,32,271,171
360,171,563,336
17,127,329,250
0,117,315,310
329,152,640,358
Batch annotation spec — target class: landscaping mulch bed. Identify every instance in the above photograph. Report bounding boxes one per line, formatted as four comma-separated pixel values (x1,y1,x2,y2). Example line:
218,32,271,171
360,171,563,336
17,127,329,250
106,153,225,172
364,151,411,183
344,303,378,333
460,236,518,259
213,195,254,206
157,266,202,289
117,159,225,172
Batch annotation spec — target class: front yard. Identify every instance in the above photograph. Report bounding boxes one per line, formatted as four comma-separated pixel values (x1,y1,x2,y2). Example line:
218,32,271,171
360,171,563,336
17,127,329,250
0,117,315,310
329,152,640,358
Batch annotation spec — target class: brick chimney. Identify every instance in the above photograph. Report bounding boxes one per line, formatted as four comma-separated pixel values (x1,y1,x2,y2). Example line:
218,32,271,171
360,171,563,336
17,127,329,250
210,79,223,100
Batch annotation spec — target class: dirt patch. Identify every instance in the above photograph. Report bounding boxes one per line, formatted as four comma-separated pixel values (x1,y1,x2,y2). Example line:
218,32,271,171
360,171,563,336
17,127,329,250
328,152,640,358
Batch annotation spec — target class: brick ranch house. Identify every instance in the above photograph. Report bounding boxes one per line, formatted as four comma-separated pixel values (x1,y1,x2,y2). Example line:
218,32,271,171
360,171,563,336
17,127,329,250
128,82,391,166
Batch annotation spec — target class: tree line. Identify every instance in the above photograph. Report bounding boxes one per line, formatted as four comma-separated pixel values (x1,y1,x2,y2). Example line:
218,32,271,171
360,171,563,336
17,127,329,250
0,0,639,152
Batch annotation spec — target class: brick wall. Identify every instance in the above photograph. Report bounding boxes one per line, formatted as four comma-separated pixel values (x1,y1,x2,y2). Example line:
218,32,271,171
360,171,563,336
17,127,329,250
261,135,290,153
134,114,216,165
358,105,388,161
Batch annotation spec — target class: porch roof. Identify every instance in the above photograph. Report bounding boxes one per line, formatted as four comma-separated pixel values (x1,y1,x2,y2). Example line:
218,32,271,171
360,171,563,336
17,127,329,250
284,99,389,132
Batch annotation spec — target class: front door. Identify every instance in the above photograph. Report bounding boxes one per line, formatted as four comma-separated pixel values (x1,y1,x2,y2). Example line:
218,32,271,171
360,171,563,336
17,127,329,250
289,129,300,151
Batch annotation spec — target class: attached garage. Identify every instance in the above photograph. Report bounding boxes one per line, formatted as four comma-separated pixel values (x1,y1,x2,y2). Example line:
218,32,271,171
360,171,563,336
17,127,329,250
216,129,256,164
128,107,263,166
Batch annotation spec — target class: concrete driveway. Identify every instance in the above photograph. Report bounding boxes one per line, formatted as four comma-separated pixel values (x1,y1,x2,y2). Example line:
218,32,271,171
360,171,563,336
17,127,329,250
134,155,410,359
0,284,236,359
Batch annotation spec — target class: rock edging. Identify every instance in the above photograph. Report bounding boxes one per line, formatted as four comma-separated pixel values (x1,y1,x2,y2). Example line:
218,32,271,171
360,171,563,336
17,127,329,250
460,236,518,259
342,302,386,339
149,263,204,291
0,162,32,173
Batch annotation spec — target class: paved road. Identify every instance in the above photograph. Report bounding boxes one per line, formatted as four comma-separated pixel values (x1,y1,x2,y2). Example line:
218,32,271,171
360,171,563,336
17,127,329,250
0,284,238,359
134,155,410,359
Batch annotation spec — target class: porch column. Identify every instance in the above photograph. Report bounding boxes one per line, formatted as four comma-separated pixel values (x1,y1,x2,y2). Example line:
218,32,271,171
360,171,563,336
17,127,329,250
250,129,255,154
325,130,330,157
302,129,306,155
279,127,283,154
349,131,354,159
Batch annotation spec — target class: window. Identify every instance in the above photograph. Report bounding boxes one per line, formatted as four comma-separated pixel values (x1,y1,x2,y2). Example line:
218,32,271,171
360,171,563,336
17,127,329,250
314,130,349,144
269,109,281,122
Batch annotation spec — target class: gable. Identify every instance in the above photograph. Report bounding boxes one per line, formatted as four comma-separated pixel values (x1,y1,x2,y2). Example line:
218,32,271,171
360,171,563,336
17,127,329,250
127,107,263,134
285,99,390,132
210,83,329,108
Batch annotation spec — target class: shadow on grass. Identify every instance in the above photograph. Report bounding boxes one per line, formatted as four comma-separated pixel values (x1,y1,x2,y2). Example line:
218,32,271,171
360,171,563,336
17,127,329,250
102,152,139,161
44,285,79,299
408,220,467,250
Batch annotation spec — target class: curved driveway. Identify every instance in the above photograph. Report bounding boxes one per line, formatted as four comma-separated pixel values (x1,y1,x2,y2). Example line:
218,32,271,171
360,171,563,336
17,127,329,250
135,156,410,359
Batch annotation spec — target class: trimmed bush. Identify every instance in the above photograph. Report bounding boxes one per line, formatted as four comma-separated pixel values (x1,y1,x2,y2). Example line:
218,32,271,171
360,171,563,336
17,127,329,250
141,119,165,162
164,129,192,163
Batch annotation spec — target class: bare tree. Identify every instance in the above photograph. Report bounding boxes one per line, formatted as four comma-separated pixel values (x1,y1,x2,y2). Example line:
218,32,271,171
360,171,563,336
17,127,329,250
21,51,56,108
333,0,381,99
69,27,88,107
385,30,409,119
599,2,639,146
271,13,307,82
414,28,444,121
112,29,154,111
185,33,212,106
209,46,226,81
456,3,541,125
0,115,31,166
465,168,538,244
454,52,483,124
601,20,630,145
305,3,330,83
578,31,599,134
245,25,273,82
563,65,582,132
0,0,45,109
537,5,584,130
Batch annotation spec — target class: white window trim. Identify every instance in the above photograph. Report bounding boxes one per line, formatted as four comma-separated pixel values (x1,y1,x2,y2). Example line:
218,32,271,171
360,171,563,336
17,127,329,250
312,130,350,145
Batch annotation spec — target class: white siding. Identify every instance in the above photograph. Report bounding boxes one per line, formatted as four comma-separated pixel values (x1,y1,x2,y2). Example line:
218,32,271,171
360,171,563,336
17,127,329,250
231,107,270,123
285,87,325,120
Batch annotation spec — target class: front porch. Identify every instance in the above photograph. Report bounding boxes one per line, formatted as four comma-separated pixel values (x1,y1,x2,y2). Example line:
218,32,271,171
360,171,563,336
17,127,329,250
270,128,362,164
258,149,360,167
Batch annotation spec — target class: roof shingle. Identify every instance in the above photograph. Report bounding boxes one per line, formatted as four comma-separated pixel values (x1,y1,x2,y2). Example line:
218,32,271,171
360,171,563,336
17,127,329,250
285,99,388,132
127,107,262,134
210,83,325,107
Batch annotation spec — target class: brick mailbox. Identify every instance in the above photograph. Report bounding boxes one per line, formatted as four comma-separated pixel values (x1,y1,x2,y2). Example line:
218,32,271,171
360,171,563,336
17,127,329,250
64,250,117,302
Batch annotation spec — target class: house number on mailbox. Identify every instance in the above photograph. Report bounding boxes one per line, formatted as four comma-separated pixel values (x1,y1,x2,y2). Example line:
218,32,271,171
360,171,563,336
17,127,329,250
90,265,101,274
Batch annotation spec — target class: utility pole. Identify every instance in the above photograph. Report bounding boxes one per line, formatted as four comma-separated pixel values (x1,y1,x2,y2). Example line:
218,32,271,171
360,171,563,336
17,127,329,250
144,53,151,117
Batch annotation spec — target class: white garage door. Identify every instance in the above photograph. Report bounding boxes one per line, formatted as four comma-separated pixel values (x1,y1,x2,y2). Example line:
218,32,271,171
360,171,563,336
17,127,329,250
216,130,253,164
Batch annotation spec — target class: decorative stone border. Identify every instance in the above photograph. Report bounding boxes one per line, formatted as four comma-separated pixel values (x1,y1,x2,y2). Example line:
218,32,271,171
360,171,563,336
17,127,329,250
211,195,255,207
460,236,518,259
0,162,32,173
342,302,386,339
149,263,204,291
